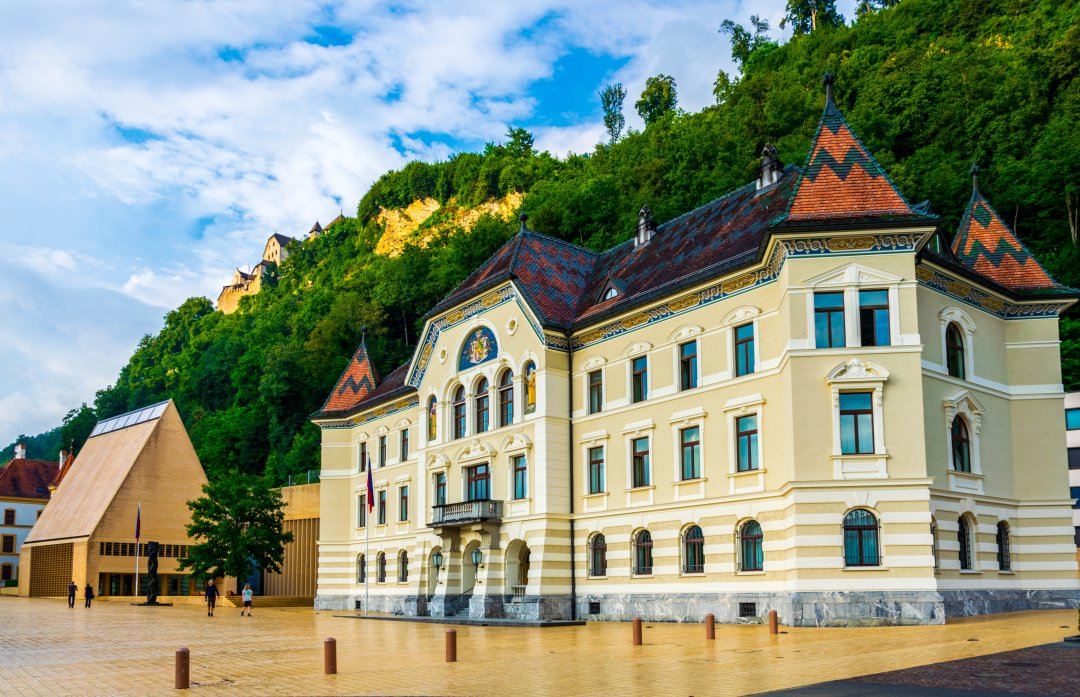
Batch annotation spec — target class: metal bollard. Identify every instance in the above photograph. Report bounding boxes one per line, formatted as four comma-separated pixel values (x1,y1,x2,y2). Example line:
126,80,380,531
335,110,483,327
769,609,779,635
324,637,337,675
446,629,457,662
632,617,643,646
705,613,715,640
175,647,189,690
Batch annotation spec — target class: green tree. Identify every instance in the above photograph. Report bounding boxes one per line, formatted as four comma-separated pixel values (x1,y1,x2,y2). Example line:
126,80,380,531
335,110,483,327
779,0,844,34
178,470,294,591
720,15,774,71
635,74,678,126
59,404,98,456
599,83,627,145
856,0,901,17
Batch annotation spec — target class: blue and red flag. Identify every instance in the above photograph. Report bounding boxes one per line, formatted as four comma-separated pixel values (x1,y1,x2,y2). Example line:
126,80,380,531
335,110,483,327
135,502,141,542
366,458,374,512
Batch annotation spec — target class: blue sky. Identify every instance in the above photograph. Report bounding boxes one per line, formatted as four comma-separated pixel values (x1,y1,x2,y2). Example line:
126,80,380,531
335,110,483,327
0,0,860,446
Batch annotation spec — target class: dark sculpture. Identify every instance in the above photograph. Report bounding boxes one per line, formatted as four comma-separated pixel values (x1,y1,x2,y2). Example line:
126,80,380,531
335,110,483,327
146,541,159,604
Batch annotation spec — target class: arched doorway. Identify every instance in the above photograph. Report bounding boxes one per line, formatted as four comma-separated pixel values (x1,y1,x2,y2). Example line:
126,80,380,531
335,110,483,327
427,546,442,596
504,540,530,600
461,541,480,593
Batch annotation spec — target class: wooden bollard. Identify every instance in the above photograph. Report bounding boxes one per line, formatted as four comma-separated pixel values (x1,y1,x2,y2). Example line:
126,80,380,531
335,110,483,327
324,637,337,675
174,647,189,690
705,613,715,640
632,617,643,646
446,629,457,662
769,609,779,635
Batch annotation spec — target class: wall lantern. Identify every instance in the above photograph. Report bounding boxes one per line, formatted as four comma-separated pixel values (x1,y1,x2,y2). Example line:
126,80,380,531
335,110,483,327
471,549,483,568
431,552,444,570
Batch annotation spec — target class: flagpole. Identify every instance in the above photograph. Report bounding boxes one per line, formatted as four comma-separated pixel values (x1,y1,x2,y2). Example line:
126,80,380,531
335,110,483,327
365,507,370,615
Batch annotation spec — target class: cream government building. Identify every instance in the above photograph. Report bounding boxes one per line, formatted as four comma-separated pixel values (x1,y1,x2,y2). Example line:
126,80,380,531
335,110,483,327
312,83,1080,626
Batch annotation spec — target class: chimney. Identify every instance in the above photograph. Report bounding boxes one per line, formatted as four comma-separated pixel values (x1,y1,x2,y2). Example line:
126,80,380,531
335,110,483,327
635,205,655,247
59,450,65,469
14,442,26,460
757,144,782,191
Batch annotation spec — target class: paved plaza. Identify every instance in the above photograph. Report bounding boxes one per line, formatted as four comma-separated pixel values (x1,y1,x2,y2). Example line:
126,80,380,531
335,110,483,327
0,597,1076,696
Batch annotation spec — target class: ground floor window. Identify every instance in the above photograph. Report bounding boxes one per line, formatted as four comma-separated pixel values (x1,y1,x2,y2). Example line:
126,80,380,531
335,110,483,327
682,525,704,573
633,530,653,575
588,534,607,577
739,520,763,571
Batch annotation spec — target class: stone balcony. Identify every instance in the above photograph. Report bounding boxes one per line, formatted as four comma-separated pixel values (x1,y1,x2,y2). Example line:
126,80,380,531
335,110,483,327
429,499,503,528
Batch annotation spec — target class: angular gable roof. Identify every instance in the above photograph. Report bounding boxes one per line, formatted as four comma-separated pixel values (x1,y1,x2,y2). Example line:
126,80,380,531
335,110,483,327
778,101,921,225
951,187,1061,291
0,458,55,500
269,233,295,248
318,339,380,415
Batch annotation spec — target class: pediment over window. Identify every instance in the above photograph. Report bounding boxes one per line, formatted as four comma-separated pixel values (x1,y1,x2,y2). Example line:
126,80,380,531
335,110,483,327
427,453,450,470
943,390,985,431
458,440,495,462
805,263,903,288
826,358,890,382
503,433,532,453
721,306,761,327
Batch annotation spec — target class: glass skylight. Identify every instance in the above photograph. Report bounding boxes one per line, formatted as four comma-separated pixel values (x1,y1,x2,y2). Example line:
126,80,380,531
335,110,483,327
88,400,169,438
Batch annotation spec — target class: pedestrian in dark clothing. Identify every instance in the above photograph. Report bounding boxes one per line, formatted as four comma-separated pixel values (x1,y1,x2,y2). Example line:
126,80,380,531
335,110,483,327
204,579,219,617
67,581,77,608
84,584,94,608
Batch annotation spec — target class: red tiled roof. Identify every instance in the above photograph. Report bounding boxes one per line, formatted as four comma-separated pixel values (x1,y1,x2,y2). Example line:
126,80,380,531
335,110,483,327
951,191,1059,291
780,103,917,223
0,458,55,500
318,340,379,414
50,451,74,489
314,361,413,420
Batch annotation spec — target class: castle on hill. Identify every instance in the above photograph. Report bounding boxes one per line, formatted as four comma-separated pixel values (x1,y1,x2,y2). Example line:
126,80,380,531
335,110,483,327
216,215,345,314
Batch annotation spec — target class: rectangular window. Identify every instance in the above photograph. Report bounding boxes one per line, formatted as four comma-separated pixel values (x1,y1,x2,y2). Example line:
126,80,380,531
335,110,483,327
357,495,367,527
1068,448,1080,471
1,564,11,581
631,356,648,403
588,370,603,414
512,455,527,500
3,509,13,525
1,535,13,554
379,436,387,467
736,415,759,472
1067,408,1080,431
679,341,698,390
434,472,447,506
680,426,701,480
399,486,409,521
859,290,890,346
377,491,387,525
467,464,490,501
734,323,755,376
815,292,846,348
400,428,409,461
1071,486,1080,509
631,437,650,488
839,392,875,455
359,442,368,472
588,446,605,494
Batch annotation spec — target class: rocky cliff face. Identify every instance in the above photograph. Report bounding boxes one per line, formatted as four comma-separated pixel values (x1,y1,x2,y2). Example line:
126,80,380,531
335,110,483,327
375,192,524,257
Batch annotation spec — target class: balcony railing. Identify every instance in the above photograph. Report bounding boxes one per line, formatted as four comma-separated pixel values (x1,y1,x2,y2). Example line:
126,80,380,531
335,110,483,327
429,499,504,527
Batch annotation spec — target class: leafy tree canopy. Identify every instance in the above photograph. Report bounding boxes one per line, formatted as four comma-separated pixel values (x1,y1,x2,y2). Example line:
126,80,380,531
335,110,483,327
177,470,294,590
635,74,678,126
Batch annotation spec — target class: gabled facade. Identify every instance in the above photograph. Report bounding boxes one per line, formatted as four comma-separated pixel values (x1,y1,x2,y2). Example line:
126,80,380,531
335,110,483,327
312,82,1079,626
0,446,54,584
19,400,209,599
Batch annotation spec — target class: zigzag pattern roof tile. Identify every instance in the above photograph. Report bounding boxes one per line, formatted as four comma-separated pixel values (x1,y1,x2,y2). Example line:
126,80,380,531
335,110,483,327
951,192,1059,291
318,340,380,414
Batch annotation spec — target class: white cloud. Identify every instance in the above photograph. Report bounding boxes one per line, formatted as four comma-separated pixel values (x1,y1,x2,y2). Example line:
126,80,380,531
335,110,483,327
4,0,858,444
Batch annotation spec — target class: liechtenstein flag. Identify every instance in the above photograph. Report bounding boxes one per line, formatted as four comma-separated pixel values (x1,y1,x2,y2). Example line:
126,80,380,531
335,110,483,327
366,459,374,512
135,502,141,542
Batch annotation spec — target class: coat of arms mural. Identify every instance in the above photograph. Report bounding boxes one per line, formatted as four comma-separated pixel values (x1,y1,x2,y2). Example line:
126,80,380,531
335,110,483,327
458,327,498,370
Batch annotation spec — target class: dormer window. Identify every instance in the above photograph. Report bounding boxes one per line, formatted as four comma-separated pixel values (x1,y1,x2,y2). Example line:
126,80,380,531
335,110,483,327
597,278,624,304
603,287,618,301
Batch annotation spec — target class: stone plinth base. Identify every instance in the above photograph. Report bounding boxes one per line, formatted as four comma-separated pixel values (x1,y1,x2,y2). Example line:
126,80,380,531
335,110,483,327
939,589,1080,617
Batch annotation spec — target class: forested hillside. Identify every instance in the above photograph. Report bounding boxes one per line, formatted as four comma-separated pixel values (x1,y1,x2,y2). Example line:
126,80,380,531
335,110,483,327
6,0,1078,482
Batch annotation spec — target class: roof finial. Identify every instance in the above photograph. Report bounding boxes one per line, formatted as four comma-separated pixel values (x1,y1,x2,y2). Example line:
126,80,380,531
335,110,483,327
822,72,836,107
360,324,367,345
970,163,980,196
519,212,528,233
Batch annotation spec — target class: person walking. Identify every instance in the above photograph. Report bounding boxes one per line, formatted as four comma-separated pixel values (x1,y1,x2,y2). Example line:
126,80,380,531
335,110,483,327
83,583,94,608
67,581,77,608
204,579,219,617
240,583,253,617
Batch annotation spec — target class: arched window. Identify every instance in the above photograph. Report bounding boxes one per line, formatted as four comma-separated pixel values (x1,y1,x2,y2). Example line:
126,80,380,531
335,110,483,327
951,417,971,472
958,516,973,570
377,552,387,582
843,509,880,566
356,554,366,583
498,369,514,427
633,530,653,575
475,377,490,433
739,520,763,572
682,525,704,574
398,550,409,582
588,534,607,577
931,519,939,569
427,395,437,441
452,386,466,439
996,521,1011,571
946,323,966,379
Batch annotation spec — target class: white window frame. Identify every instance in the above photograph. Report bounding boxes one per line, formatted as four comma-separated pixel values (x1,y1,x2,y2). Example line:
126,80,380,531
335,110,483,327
943,390,985,493
582,356,607,416
827,359,889,479
721,306,761,380
803,264,904,349
939,307,977,380
723,395,765,495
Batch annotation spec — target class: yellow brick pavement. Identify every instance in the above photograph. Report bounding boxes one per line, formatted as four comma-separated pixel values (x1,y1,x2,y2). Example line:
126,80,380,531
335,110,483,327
0,596,1074,696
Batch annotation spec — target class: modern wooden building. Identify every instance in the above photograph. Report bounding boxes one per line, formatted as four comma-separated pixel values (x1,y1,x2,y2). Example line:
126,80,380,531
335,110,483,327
19,400,209,598
312,83,1080,625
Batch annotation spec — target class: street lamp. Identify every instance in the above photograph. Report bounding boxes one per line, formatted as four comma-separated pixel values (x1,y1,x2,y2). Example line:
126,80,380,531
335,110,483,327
431,551,443,570
471,548,483,568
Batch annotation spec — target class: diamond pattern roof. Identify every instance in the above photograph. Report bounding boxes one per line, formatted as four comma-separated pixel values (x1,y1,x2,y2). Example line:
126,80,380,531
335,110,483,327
319,340,379,414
